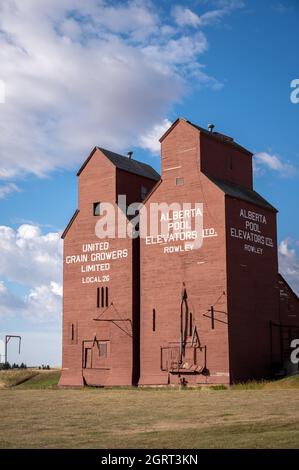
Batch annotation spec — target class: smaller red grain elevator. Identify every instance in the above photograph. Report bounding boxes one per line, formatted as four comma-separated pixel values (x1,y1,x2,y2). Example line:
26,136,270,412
59,147,159,387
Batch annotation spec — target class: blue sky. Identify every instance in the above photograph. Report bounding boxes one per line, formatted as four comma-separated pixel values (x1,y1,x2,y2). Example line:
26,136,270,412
0,0,298,365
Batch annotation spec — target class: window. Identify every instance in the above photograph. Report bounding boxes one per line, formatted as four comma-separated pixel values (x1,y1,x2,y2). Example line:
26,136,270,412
97,287,100,308
82,340,109,368
140,186,148,200
68,322,77,344
176,177,184,186
93,202,101,216
101,286,104,307
99,342,107,358
97,286,109,308
152,308,156,332
105,286,108,307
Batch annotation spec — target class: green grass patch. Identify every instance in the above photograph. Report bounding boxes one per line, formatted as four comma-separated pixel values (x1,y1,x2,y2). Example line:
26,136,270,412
209,385,228,390
16,371,61,389
231,375,299,390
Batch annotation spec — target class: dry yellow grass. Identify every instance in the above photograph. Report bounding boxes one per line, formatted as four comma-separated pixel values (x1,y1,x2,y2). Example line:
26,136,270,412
0,370,38,389
0,387,299,449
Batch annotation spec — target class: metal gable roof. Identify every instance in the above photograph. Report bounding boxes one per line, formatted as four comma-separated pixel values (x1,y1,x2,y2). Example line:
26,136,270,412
98,148,160,181
207,175,277,212
159,118,252,156
76,146,160,181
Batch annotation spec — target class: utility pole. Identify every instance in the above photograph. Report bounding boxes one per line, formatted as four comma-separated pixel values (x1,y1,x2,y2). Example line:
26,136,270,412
5,335,21,364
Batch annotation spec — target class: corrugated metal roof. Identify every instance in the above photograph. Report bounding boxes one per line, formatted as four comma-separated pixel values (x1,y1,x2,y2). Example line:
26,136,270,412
278,274,299,301
98,147,160,181
77,147,160,181
207,175,277,212
159,118,252,156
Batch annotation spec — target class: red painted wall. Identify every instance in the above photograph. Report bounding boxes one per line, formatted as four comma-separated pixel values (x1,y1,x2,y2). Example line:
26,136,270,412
200,133,253,189
225,198,280,381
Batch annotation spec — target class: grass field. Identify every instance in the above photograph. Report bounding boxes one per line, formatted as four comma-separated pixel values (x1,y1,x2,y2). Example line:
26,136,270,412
0,370,299,449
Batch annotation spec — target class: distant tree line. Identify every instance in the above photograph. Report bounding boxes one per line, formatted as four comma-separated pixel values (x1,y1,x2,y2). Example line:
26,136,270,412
0,363,51,370
0,362,27,370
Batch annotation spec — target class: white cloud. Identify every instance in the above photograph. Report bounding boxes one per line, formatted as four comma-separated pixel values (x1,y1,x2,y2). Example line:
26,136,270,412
253,152,296,178
24,282,62,323
172,1,244,28
0,224,62,323
50,281,63,297
0,280,62,324
0,0,240,180
172,6,201,27
279,238,299,295
17,224,41,240
0,224,62,287
0,183,21,199
139,118,172,153
142,32,208,68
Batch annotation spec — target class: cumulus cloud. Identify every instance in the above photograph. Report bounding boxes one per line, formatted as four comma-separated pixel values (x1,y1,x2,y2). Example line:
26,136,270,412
253,152,296,178
279,238,299,295
24,282,62,323
139,118,172,153
0,0,246,180
0,224,62,287
0,281,62,323
0,0,240,180
0,224,62,323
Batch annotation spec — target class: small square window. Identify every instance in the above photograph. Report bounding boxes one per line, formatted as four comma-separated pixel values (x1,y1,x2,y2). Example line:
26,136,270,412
93,202,101,216
176,177,184,186
141,186,148,200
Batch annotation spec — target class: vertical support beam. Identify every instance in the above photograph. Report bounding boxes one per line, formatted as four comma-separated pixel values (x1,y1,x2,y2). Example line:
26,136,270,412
269,320,273,367
5,336,8,364
180,301,183,364
279,325,283,366
132,235,140,386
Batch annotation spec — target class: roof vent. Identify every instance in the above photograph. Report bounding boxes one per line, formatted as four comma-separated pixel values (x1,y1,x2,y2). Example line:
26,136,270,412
208,123,215,133
127,151,133,159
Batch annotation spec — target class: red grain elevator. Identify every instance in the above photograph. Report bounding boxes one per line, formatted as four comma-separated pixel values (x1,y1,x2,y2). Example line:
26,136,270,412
59,147,159,386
